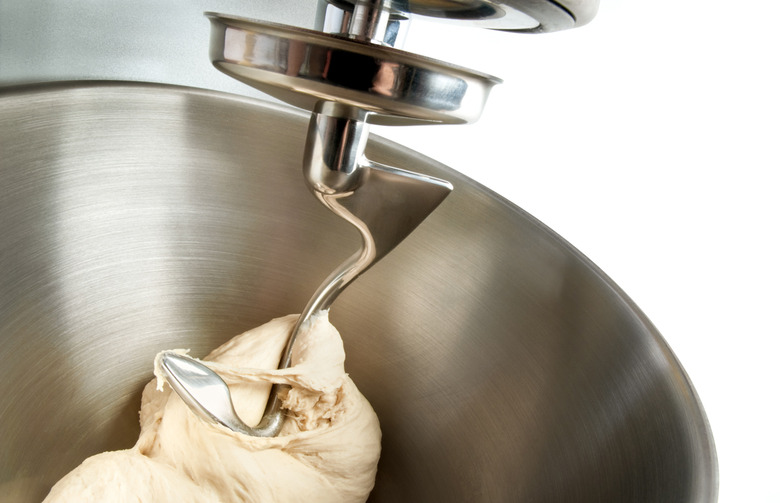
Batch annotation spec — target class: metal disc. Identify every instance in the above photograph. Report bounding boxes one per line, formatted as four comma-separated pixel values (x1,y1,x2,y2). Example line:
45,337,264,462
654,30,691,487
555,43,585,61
322,0,599,33
207,13,502,126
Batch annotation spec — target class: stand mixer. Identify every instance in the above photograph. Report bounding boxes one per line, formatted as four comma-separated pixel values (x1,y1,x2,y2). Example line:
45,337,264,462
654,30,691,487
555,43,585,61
157,0,597,437
0,1,719,501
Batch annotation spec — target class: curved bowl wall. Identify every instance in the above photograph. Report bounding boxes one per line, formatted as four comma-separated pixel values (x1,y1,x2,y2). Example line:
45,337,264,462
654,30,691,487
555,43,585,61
0,83,716,502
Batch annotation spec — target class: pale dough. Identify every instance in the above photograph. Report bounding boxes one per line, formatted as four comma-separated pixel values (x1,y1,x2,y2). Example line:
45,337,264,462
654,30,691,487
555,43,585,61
44,312,382,502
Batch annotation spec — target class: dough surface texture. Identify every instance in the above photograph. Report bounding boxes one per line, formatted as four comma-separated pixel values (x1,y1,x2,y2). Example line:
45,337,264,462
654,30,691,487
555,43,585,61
44,312,382,502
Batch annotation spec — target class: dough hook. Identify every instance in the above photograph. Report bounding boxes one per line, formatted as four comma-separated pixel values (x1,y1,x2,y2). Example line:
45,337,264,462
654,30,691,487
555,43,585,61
159,0,595,436
159,101,454,436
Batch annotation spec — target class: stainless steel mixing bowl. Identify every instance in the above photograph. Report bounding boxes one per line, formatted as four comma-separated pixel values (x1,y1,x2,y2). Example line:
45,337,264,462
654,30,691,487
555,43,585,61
0,82,716,502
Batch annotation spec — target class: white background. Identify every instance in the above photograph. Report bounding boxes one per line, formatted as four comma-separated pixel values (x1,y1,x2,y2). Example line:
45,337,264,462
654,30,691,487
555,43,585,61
377,1,780,501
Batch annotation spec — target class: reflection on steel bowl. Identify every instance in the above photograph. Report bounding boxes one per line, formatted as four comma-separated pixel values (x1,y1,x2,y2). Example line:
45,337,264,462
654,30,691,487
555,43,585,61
0,83,716,502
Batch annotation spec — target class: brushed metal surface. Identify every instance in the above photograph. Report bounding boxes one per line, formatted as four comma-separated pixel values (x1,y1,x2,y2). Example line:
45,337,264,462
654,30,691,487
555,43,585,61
0,83,716,502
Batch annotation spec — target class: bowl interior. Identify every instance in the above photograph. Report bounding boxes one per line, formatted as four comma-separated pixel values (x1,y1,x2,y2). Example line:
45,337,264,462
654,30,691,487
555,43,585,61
0,83,716,502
